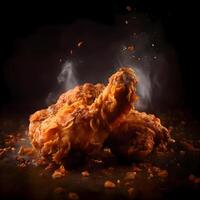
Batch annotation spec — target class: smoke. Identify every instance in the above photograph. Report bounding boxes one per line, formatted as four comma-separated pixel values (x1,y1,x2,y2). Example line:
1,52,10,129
46,61,78,105
57,61,78,90
134,67,152,110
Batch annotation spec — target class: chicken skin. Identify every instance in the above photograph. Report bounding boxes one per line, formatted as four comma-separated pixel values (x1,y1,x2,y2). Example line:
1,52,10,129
29,68,137,163
108,109,173,161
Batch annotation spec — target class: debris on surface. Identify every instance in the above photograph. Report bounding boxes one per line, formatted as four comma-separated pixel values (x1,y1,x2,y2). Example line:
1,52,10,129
52,165,68,179
104,180,116,188
81,170,90,177
68,192,79,200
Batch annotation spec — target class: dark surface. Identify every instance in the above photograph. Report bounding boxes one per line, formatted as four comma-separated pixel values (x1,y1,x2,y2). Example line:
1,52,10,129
0,1,200,199
0,111,200,200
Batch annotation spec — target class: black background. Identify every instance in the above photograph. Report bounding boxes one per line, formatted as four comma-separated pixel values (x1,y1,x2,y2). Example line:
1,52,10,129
0,0,199,117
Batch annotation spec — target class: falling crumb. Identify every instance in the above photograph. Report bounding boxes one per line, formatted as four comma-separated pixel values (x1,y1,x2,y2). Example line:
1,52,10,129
153,56,157,60
125,172,136,180
52,165,68,179
126,6,132,12
125,20,129,24
128,187,134,196
59,59,62,63
117,179,120,184
151,43,155,47
68,192,79,200
81,170,90,177
104,180,116,188
77,41,84,47
127,45,135,52
70,50,73,55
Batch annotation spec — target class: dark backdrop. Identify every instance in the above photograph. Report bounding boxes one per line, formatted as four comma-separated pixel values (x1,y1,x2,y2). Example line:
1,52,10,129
0,0,199,117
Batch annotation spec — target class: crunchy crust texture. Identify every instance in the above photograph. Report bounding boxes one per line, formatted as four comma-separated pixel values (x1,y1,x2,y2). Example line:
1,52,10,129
29,68,138,163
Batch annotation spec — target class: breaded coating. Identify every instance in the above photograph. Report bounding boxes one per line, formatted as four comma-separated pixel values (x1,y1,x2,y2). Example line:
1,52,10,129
29,68,137,163
108,109,172,161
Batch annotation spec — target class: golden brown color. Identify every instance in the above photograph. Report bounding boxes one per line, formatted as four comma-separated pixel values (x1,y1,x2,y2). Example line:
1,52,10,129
108,109,173,161
29,68,137,163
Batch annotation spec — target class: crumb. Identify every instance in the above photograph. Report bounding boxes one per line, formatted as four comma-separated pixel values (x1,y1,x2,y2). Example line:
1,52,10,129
77,41,84,47
117,179,120,184
127,45,135,52
125,172,136,180
54,187,66,194
81,170,90,177
68,192,79,200
126,6,132,12
104,180,116,188
52,165,68,179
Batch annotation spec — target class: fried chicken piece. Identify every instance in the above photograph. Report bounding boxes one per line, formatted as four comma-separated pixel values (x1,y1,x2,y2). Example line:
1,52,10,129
108,109,173,161
29,68,137,163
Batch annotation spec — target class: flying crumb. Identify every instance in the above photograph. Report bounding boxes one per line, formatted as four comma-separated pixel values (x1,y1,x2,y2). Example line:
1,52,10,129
125,20,129,24
126,6,132,12
104,180,116,188
127,45,135,52
77,41,84,47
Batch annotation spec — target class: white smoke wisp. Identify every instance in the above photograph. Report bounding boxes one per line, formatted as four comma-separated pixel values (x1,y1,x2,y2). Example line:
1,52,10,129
46,61,78,105
57,61,78,91
134,67,152,110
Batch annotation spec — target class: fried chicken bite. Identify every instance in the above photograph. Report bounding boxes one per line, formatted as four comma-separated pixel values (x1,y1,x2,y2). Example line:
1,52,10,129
29,68,137,163
108,109,173,161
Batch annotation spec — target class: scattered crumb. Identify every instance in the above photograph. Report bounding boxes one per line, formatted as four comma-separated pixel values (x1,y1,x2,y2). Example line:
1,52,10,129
68,192,79,200
125,172,137,180
81,170,90,177
127,45,135,52
104,180,116,188
52,165,68,179
157,170,168,178
117,179,120,184
54,187,66,194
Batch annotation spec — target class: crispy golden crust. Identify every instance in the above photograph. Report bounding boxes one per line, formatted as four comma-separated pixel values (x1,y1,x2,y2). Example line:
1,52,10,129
108,109,172,160
29,68,137,163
